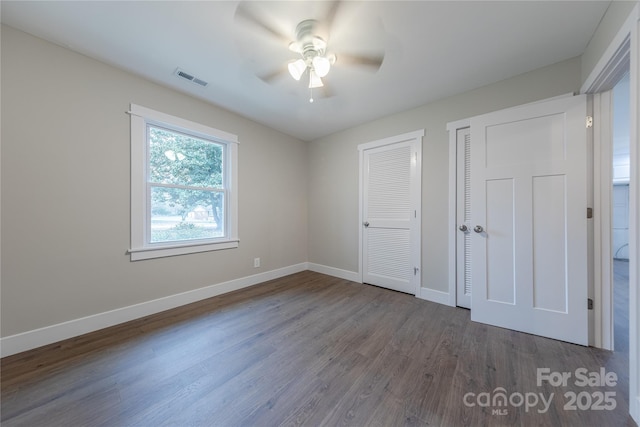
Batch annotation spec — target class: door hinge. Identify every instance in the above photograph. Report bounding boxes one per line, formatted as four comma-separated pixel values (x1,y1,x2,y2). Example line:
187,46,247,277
414,267,419,275
586,116,593,128
587,207,593,219
588,298,594,310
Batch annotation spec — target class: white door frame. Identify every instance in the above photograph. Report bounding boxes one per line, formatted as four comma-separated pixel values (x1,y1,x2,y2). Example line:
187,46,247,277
358,129,424,296
581,3,640,423
591,90,614,351
583,17,634,353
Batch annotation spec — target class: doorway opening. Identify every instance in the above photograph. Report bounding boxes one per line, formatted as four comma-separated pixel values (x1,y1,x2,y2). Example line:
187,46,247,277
613,72,630,354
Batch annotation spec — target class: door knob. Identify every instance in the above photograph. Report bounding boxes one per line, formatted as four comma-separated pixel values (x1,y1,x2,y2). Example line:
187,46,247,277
474,225,484,233
363,221,370,227
458,224,468,232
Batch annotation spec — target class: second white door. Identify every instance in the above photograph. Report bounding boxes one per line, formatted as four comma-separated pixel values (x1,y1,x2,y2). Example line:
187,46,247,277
470,95,589,345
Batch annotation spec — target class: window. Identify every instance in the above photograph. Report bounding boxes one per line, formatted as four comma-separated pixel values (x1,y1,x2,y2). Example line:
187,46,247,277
129,104,238,260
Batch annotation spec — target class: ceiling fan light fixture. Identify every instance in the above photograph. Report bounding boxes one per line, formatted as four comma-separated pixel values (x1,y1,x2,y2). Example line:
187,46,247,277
288,41,302,54
312,56,331,77
311,36,327,52
309,69,324,88
288,59,306,80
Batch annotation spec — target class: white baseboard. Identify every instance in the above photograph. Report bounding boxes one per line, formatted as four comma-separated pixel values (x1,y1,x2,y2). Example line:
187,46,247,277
306,263,455,308
418,287,454,306
307,263,359,282
0,263,308,358
0,263,453,358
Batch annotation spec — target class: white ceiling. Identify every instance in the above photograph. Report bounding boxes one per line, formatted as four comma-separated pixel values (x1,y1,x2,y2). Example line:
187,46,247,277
1,1,610,141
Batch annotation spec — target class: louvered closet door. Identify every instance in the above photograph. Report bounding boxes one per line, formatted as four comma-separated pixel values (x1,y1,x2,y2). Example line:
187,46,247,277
362,141,415,294
456,127,472,308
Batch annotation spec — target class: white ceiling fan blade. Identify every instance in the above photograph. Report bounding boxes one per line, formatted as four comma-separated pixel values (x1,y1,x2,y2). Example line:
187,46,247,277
235,2,291,44
257,65,289,84
324,0,342,37
337,52,385,71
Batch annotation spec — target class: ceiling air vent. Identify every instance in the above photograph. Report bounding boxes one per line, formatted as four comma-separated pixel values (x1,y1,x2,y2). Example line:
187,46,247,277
174,68,208,87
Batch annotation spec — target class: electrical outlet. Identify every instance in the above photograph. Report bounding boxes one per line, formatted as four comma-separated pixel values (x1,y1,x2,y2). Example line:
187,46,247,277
253,258,260,268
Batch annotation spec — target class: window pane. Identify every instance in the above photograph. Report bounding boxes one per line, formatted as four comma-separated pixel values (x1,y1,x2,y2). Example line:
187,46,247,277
150,186,224,243
148,125,223,188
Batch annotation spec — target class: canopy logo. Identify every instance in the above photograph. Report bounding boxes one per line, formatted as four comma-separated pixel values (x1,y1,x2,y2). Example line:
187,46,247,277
463,367,618,416
463,388,553,415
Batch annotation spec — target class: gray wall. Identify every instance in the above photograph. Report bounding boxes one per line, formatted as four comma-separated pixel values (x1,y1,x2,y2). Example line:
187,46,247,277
1,25,309,337
308,57,582,293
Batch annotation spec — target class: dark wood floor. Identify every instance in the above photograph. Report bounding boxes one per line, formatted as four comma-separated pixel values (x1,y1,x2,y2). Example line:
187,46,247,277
1,270,636,426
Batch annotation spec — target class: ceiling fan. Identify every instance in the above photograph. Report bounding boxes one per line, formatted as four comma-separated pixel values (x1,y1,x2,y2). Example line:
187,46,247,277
286,19,336,101
235,1,385,103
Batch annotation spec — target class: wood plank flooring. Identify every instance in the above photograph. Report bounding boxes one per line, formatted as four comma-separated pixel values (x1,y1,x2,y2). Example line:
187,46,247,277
1,271,636,426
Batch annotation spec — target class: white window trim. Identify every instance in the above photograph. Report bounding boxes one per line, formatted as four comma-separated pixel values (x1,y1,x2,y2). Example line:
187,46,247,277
128,104,239,261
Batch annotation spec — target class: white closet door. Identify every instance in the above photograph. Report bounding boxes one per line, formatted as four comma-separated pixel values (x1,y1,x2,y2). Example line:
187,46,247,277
361,133,421,295
456,127,472,308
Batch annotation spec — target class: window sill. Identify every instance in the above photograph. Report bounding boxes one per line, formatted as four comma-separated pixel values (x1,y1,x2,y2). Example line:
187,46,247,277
129,239,239,261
